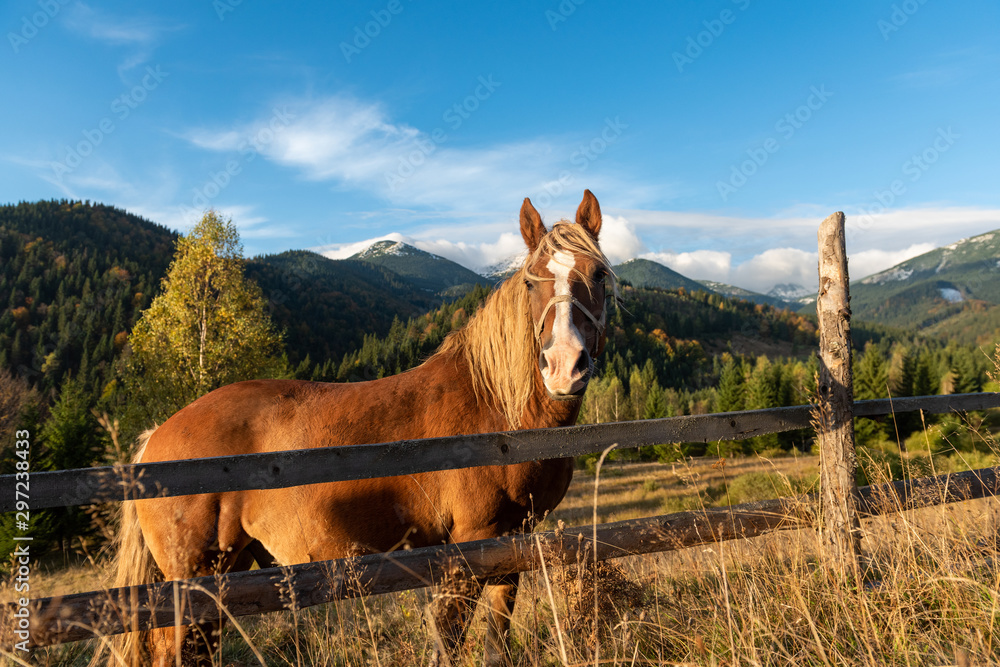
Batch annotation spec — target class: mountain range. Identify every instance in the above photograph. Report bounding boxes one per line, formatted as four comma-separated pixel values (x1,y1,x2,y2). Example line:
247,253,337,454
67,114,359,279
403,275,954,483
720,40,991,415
338,230,1000,345
6,199,1000,361
847,230,1000,343
350,240,484,296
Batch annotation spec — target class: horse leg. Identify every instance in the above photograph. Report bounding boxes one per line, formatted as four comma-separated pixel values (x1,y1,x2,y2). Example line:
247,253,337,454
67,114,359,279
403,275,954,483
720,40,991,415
246,539,278,568
426,569,483,667
143,546,254,666
482,573,519,667
138,493,253,667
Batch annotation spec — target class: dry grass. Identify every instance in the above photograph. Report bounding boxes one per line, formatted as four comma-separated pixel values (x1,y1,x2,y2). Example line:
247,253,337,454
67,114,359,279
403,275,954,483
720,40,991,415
548,453,820,527
6,435,1000,666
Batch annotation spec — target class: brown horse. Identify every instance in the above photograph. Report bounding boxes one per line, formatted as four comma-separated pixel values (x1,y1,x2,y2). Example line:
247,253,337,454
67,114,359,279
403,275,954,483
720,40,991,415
104,190,617,666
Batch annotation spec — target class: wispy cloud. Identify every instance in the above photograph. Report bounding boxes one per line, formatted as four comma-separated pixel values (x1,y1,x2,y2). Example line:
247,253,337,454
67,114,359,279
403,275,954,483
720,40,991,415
7,147,295,244
62,3,182,77
183,96,656,217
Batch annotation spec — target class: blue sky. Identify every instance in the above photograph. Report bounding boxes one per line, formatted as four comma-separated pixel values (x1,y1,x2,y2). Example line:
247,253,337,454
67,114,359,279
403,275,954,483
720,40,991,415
3,0,999,292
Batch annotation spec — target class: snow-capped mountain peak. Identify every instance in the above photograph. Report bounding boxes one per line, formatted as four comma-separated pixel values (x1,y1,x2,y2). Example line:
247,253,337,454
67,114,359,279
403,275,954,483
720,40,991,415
766,283,811,299
480,252,527,279
356,239,444,261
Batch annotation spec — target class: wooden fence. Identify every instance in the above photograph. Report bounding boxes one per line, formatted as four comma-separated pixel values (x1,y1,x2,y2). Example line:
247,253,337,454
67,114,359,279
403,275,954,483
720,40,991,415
6,393,1000,513
6,392,1000,648
5,212,1000,649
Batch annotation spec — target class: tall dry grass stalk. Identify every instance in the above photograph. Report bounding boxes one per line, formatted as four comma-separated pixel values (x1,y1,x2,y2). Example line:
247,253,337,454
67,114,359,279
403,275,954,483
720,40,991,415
9,413,1000,665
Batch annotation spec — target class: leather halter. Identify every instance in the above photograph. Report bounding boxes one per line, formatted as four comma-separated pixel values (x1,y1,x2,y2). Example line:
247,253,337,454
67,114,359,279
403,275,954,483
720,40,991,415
532,292,607,356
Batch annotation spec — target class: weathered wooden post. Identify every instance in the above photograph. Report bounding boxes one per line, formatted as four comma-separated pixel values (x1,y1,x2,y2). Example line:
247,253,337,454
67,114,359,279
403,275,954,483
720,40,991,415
815,212,861,573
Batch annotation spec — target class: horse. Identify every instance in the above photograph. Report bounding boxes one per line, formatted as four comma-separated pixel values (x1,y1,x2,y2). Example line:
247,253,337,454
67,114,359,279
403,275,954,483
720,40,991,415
104,189,617,666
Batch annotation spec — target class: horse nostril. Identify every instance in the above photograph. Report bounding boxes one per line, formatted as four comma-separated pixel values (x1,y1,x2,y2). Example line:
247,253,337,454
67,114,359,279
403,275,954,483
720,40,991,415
573,351,590,376
538,351,549,372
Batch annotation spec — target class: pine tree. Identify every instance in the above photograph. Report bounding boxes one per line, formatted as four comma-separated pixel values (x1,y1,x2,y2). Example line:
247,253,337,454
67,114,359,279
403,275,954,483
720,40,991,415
715,356,744,412
855,343,890,400
643,381,668,419
35,377,105,555
744,356,779,451
744,356,777,410
890,347,915,398
123,211,283,434
854,343,890,445
951,350,982,394
912,352,939,397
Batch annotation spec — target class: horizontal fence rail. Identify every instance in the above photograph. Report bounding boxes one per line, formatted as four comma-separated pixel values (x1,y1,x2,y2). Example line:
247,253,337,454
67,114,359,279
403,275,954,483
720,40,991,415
11,465,999,648
3,392,998,512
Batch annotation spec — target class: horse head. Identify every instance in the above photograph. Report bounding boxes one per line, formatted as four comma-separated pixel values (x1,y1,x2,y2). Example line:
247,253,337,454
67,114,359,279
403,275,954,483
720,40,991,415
519,189,616,400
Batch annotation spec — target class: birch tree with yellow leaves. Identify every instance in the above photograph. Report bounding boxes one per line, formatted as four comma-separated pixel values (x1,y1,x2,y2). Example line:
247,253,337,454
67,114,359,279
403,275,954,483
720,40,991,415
122,211,282,430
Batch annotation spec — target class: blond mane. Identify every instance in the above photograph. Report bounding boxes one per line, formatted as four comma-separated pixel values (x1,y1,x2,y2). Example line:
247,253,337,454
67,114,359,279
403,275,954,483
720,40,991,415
435,222,618,428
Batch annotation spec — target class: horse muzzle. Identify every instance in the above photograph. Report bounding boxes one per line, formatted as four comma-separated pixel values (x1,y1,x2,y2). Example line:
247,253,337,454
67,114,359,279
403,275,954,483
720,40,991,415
539,345,593,400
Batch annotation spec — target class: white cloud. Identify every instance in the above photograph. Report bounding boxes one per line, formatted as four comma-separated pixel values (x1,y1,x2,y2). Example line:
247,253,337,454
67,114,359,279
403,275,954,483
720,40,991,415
407,233,529,271
637,241,945,294
621,206,1000,292
847,243,937,282
183,96,657,216
315,213,643,273
732,248,817,293
641,250,732,282
598,214,646,265
311,206,1000,293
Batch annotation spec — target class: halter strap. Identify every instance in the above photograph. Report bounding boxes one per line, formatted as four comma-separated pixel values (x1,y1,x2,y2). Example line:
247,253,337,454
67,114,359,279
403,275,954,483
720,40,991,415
533,294,606,355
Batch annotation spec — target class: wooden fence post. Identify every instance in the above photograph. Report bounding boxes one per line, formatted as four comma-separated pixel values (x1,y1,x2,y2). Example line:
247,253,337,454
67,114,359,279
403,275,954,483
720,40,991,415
816,212,861,573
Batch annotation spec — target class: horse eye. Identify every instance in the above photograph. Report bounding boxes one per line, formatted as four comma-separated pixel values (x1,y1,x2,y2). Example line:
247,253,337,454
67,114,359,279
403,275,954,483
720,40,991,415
524,279,534,291
593,269,607,283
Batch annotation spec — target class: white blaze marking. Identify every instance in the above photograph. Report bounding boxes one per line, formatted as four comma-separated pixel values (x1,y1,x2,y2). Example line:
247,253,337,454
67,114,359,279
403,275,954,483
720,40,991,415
546,251,585,348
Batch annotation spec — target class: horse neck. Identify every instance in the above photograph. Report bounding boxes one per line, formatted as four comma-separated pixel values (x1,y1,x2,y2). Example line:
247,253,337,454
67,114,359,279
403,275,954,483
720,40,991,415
435,332,583,432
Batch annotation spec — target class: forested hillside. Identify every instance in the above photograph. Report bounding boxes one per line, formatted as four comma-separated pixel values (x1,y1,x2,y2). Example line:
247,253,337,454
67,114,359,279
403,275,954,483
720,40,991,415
613,258,711,294
834,228,1000,343
0,201,176,404
247,250,449,366
0,201,483,408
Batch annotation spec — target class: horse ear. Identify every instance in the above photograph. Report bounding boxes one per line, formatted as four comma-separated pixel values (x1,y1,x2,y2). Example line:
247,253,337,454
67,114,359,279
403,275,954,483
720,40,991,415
520,197,547,251
575,189,602,240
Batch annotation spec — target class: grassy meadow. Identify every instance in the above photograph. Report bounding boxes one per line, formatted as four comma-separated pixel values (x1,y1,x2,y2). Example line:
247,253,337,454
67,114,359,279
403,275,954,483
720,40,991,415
4,422,1000,666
